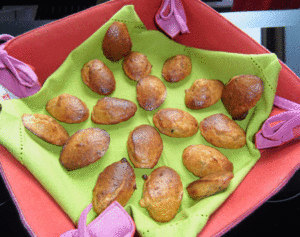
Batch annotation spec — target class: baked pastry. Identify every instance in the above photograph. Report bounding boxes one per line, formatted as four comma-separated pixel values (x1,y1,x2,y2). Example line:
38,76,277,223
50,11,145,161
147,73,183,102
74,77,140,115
140,166,183,222
59,128,110,170
92,158,136,215
81,59,116,95
199,113,246,149
153,108,198,138
127,124,163,168
221,74,264,120
162,54,192,83
123,51,152,81
22,113,69,146
46,93,89,124
91,97,137,125
136,75,167,111
186,171,234,200
185,79,224,109
182,144,233,178
102,21,132,62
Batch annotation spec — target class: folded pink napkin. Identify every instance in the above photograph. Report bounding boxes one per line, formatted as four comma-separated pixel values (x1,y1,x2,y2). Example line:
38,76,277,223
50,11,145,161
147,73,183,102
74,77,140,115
256,96,300,149
61,202,135,237
0,34,40,98
155,0,190,38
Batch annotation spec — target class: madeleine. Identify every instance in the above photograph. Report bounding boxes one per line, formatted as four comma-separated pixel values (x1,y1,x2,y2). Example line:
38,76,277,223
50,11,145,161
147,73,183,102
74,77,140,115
153,108,198,138
199,113,246,149
92,158,136,214
222,75,263,120
81,59,116,96
140,166,183,222
22,113,69,146
102,21,132,62
136,75,167,111
46,93,89,123
127,124,163,168
91,97,137,125
59,128,110,170
185,79,224,109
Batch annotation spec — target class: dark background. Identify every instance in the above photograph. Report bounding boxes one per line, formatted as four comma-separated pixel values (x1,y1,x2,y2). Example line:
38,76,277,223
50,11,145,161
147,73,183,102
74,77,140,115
1,1,300,236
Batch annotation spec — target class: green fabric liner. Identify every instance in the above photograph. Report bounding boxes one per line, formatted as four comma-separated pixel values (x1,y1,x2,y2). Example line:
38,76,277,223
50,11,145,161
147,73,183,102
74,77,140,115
0,5,281,237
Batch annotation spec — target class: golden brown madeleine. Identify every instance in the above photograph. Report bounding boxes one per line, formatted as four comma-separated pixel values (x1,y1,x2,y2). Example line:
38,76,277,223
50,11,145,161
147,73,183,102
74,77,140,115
22,113,69,146
127,124,163,168
186,171,234,200
199,113,246,149
221,75,264,120
81,59,116,95
102,21,132,62
136,75,167,111
162,54,192,83
153,108,198,138
140,166,183,222
123,51,152,81
91,97,137,125
92,158,136,215
185,79,224,109
182,144,233,178
60,128,110,170
46,93,89,124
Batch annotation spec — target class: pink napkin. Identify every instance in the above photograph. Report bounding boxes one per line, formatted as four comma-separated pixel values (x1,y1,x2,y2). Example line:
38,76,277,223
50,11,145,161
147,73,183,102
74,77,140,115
0,34,41,98
155,0,190,38
61,202,135,237
256,96,300,149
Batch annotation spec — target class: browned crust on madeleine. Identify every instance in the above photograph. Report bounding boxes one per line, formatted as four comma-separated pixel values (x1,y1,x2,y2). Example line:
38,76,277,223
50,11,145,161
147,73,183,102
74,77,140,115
162,55,192,83
46,93,89,123
91,97,137,125
81,59,116,95
185,79,224,109
221,75,264,120
59,127,110,170
153,108,198,138
136,75,167,111
199,113,246,149
123,51,152,81
22,113,69,146
127,124,163,168
187,171,234,200
140,166,183,222
102,22,132,62
182,144,233,178
92,158,136,215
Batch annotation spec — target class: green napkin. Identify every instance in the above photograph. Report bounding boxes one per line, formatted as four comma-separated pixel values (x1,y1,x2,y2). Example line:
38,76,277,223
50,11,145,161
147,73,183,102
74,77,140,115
0,5,281,237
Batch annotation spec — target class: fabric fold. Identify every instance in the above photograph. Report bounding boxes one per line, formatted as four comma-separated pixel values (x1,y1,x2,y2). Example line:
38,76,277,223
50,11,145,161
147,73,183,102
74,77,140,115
155,0,190,38
61,202,135,237
0,34,40,98
256,96,300,149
